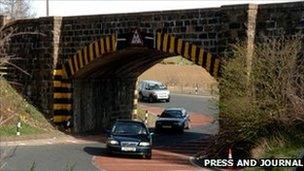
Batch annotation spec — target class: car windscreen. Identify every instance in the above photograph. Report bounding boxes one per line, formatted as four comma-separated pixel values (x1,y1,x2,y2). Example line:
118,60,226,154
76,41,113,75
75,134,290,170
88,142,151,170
112,122,148,135
148,83,167,90
160,110,183,118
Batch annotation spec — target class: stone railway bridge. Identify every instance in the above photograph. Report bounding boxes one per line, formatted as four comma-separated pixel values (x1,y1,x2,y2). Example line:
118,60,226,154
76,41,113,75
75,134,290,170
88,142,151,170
0,2,303,133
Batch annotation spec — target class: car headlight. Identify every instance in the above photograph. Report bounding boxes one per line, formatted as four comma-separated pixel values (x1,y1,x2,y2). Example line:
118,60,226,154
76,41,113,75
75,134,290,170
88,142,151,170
107,140,119,145
139,142,150,147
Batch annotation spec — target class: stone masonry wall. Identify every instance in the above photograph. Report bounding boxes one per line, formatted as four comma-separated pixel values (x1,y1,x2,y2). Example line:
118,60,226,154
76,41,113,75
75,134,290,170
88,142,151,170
1,1,304,127
255,2,304,39
2,17,55,116
57,7,223,66
73,78,136,133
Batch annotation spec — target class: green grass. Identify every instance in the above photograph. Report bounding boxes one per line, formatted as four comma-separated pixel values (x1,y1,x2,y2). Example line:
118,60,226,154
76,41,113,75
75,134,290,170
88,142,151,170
137,108,157,127
243,133,304,171
263,146,302,158
0,77,54,137
259,133,304,158
0,122,42,137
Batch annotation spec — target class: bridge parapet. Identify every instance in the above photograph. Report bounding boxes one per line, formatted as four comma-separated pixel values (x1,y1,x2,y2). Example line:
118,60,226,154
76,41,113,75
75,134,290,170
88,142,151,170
1,1,304,133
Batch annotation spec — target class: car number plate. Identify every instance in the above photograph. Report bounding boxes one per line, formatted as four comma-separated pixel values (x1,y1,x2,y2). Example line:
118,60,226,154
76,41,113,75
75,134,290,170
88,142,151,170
162,125,172,128
121,147,136,151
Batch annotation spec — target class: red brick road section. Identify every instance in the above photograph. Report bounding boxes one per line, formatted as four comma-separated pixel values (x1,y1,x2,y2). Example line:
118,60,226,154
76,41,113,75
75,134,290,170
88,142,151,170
93,105,214,171
92,150,201,171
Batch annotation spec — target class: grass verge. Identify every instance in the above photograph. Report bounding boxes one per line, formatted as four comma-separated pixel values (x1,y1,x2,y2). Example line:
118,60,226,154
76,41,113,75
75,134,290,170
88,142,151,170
137,108,157,127
243,133,304,171
253,133,304,158
0,77,55,138
0,122,42,137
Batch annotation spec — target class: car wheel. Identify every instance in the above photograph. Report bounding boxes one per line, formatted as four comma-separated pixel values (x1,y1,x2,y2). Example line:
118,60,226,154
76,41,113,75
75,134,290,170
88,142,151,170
144,153,152,159
106,148,112,155
154,128,158,133
139,93,143,102
178,127,184,134
165,98,170,102
185,121,191,129
149,96,154,103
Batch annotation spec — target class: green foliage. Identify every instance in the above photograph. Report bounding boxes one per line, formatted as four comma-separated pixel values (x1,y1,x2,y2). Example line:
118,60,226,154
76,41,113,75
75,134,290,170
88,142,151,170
0,77,53,136
211,37,304,158
0,122,41,136
137,108,157,127
258,132,304,158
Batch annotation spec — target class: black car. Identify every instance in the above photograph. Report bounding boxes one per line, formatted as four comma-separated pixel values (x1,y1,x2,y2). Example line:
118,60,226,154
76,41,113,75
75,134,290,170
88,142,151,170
106,120,153,159
155,108,190,133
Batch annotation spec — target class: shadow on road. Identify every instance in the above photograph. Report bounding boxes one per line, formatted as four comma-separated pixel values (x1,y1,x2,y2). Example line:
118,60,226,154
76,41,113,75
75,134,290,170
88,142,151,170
83,146,151,159
153,131,213,157
83,146,107,156
83,146,198,169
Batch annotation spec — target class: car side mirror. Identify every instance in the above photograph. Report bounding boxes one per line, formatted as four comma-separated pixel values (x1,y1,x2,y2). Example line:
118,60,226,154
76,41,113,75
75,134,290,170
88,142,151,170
149,132,154,139
149,132,154,144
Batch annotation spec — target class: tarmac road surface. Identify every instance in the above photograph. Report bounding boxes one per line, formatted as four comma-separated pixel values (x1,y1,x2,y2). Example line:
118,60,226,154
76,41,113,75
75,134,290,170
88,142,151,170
3,94,218,171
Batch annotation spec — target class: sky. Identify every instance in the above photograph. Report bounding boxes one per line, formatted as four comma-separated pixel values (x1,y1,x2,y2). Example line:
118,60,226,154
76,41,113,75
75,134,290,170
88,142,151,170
30,0,302,17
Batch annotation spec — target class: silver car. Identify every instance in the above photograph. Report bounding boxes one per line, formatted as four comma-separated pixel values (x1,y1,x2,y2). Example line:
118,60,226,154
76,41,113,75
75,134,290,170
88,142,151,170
138,80,170,103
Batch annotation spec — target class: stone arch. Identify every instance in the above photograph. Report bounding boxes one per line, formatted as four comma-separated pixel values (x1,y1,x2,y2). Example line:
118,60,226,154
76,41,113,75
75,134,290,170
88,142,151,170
155,32,221,78
52,32,221,125
52,34,117,123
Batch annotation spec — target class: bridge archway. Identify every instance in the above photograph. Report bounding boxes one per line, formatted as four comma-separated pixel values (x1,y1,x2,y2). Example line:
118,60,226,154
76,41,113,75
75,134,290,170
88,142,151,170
52,31,221,133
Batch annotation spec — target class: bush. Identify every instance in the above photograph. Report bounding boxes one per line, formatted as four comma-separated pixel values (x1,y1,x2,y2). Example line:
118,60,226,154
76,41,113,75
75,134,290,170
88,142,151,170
207,37,304,158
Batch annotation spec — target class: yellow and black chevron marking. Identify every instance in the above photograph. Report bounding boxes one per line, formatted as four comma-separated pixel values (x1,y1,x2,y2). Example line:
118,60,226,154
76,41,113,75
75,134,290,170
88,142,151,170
53,67,72,123
53,34,117,123
53,32,221,123
132,80,139,120
62,34,117,79
156,32,221,79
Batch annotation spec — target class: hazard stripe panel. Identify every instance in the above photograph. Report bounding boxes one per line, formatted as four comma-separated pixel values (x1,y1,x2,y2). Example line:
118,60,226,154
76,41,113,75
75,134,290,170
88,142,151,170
53,115,71,123
132,82,139,120
53,81,71,88
52,32,221,124
53,34,117,123
53,65,73,123
62,34,117,79
155,32,221,79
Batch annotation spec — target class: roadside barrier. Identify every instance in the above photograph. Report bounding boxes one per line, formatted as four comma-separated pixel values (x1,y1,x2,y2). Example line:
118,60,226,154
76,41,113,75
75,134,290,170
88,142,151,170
144,110,148,125
228,148,233,159
228,148,234,170
16,121,21,136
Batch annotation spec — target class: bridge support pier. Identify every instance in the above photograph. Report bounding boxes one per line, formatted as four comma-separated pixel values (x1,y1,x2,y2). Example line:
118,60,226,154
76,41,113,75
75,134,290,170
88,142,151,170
73,77,137,134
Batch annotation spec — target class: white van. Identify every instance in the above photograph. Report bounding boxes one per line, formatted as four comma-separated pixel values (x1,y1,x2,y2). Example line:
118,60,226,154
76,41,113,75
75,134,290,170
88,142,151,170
138,80,170,103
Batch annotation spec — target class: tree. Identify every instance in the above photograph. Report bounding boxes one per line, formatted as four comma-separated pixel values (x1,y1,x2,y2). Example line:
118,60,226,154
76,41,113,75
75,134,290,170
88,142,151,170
0,0,34,20
205,36,304,159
